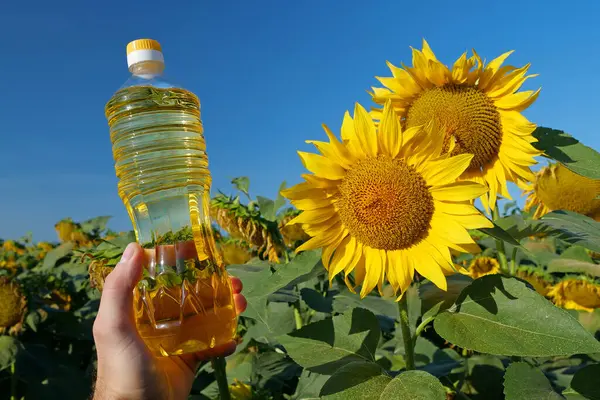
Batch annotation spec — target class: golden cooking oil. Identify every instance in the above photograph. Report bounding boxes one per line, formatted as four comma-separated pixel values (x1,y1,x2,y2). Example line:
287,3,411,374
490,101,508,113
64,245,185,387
104,39,237,357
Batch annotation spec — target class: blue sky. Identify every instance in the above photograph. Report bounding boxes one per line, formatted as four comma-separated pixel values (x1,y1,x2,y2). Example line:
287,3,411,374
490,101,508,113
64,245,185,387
1,0,599,242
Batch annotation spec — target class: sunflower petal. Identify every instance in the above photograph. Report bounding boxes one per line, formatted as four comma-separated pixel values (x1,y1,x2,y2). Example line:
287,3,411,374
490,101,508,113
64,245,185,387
296,226,345,253
411,245,447,291
353,103,378,158
378,100,402,158
291,196,332,211
430,181,489,201
495,89,541,112
298,152,346,180
281,182,327,200
361,247,384,298
329,236,355,283
289,207,336,225
420,154,473,186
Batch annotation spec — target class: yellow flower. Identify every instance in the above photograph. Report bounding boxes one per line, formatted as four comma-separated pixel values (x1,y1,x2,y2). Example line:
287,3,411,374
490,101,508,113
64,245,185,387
282,101,492,299
219,241,253,265
371,40,541,211
0,277,27,336
2,240,18,252
229,379,253,400
523,164,600,220
36,241,54,260
547,279,600,312
43,289,72,311
279,211,311,247
516,269,551,296
0,260,20,274
468,257,500,279
55,220,76,243
88,259,113,292
210,196,283,263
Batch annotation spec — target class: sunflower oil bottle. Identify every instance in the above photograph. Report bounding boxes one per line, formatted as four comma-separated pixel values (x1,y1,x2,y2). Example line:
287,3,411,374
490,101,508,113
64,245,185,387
104,39,237,357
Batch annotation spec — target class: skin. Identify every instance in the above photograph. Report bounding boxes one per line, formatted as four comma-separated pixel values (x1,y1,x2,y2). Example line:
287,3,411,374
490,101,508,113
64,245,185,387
92,243,247,400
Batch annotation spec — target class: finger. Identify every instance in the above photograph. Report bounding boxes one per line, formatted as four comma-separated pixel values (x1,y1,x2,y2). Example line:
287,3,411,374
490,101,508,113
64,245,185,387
234,293,247,314
97,243,144,327
178,341,237,372
230,276,243,294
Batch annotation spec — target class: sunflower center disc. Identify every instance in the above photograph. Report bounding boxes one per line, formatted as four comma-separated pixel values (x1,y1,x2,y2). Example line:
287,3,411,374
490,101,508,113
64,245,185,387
337,156,434,250
406,84,503,171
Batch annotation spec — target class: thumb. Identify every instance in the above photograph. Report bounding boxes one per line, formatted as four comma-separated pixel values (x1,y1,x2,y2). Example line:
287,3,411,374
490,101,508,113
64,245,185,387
95,243,144,331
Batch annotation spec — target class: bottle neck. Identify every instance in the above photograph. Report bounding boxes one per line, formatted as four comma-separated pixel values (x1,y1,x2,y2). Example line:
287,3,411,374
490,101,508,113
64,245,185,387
129,61,165,78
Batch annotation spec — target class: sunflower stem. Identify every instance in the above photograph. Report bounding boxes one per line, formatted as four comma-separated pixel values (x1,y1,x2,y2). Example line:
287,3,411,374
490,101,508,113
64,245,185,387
412,315,436,346
398,294,416,370
510,247,518,275
10,362,17,400
293,301,304,330
491,204,509,273
212,357,231,400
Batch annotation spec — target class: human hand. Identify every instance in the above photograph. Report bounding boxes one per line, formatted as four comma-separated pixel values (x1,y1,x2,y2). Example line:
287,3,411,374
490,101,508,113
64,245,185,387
92,243,246,400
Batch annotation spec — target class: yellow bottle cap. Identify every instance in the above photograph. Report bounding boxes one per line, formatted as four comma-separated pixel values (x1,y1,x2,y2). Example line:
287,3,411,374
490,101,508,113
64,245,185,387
126,39,162,55
126,38,164,68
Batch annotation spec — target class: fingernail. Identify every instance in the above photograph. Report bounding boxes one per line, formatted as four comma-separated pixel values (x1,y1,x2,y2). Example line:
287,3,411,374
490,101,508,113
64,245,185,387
120,243,136,262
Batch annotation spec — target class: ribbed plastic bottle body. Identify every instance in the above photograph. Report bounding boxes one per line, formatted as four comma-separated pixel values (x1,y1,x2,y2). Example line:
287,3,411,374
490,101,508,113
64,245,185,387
105,84,237,357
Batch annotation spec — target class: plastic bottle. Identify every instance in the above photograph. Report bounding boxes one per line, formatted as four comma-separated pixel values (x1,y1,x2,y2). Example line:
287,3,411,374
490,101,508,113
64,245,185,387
104,39,237,357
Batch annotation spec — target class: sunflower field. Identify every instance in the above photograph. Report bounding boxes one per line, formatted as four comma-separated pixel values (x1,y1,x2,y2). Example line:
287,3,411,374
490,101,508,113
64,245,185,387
2,40,600,400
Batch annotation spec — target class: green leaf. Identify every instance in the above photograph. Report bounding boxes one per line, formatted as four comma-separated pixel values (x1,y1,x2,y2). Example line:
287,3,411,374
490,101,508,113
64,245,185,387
41,242,74,269
570,363,600,400
560,246,594,263
231,176,250,197
301,288,333,313
531,211,600,253
257,196,276,221
274,181,288,217
419,274,473,318
479,221,521,246
547,259,600,278
533,127,600,179
246,302,297,343
291,369,329,400
25,309,48,332
419,348,463,378
332,290,399,320
80,216,111,235
320,363,446,400
241,250,321,323
434,275,600,356
379,370,446,400
0,336,22,371
254,351,302,393
278,307,380,374
576,309,600,336
504,362,564,400
245,250,321,298
320,361,391,399
462,355,506,399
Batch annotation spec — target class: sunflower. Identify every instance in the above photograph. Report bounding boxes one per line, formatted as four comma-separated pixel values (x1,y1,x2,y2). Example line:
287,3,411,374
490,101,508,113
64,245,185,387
211,194,283,262
547,279,600,312
229,380,253,400
371,40,541,211
218,240,253,265
36,241,54,260
281,101,492,298
515,268,551,296
523,163,600,220
88,259,113,292
279,209,310,247
468,256,500,279
0,277,27,336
